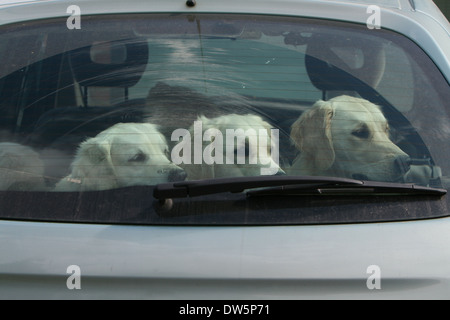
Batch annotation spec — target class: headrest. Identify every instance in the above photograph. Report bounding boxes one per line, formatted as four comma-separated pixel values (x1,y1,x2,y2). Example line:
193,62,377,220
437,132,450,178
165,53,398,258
69,39,149,88
305,34,386,93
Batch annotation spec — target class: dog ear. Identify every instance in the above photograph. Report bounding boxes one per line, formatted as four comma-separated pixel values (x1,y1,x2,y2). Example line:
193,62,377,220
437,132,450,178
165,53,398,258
178,115,216,180
182,119,215,180
290,100,335,173
81,140,112,164
69,137,116,190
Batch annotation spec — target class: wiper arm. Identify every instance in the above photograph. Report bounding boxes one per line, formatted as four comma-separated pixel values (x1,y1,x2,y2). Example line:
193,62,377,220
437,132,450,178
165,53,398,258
153,176,447,200
246,180,447,197
153,176,364,200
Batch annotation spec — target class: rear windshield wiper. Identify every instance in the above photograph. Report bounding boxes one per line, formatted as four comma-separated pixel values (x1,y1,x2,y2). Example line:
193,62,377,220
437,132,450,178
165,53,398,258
153,176,362,200
246,180,447,197
153,176,447,200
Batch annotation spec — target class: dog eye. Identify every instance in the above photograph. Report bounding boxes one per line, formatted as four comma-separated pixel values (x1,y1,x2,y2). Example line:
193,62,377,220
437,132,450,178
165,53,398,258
129,151,147,162
352,125,370,139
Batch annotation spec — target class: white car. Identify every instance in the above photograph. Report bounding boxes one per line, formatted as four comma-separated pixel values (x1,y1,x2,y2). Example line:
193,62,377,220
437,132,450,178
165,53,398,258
0,0,449,300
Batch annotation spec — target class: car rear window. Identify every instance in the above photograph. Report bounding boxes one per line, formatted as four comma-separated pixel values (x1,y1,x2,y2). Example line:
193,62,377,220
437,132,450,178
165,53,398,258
0,13,449,225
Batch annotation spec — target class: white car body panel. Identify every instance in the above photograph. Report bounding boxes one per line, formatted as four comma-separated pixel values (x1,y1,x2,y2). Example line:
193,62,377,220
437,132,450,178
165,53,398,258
2,218,450,299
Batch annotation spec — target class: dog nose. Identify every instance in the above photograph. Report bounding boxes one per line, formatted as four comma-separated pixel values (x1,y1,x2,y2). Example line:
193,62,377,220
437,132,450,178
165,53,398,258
394,155,411,176
168,168,187,182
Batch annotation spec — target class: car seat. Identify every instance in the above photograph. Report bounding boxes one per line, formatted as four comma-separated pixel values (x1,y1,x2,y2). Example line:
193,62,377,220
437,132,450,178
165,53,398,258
30,39,149,149
29,39,150,182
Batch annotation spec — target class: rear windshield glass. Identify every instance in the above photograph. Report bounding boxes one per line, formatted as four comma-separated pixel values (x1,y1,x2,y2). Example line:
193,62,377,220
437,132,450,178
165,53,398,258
0,14,449,225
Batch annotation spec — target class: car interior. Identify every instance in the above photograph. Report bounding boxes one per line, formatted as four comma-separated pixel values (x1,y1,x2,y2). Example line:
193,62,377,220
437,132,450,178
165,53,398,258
0,14,446,198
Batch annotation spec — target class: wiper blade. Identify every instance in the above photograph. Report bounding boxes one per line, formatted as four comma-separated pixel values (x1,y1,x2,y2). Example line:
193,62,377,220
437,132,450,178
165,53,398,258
153,176,364,200
246,180,447,197
153,176,447,200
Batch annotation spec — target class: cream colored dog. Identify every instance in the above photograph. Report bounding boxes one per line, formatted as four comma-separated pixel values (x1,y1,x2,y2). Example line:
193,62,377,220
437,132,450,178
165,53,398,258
288,95,411,182
172,114,284,180
55,123,186,191
0,142,46,191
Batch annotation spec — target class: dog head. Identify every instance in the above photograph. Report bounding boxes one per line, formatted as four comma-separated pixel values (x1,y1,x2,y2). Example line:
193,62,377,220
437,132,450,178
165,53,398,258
179,114,284,180
290,95,410,182
66,123,186,191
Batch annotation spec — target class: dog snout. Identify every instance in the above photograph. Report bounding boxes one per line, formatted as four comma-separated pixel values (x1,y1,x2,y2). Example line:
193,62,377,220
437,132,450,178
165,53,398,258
168,167,187,182
394,154,411,176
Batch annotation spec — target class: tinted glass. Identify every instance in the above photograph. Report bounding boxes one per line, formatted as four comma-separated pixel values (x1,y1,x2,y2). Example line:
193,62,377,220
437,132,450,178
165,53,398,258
0,14,449,224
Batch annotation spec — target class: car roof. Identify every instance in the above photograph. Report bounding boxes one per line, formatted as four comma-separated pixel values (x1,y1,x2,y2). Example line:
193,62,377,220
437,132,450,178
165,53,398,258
0,0,404,9
0,0,445,25
0,0,448,82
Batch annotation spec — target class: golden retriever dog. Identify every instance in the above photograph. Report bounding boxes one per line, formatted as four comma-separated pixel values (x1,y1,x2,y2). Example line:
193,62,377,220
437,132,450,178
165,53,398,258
55,123,186,191
288,95,411,182
172,113,284,180
0,142,46,191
